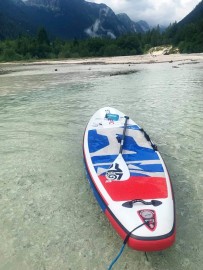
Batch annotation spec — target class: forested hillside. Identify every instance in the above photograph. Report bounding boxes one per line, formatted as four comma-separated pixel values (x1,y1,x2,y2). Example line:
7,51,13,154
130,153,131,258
166,0,203,52
0,0,202,62
0,26,179,62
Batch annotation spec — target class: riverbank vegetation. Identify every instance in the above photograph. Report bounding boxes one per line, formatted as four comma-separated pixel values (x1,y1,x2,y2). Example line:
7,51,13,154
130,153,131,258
0,20,202,62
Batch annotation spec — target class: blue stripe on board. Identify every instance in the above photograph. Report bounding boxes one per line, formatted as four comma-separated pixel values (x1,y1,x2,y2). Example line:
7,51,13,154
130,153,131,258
92,155,117,164
88,127,152,154
127,172,152,177
94,165,109,172
91,151,159,165
84,160,107,212
94,163,164,174
119,125,140,130
127,125,140,130
124,151,159,162
88,130,109,153
88,132,155,157
137,164,164,172
123,135,156,153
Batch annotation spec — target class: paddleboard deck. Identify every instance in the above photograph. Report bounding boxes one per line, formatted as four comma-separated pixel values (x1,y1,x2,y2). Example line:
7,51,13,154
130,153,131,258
83,107,176,251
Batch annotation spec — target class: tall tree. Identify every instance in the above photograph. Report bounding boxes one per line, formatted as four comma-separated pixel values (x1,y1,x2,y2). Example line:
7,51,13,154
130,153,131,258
37,27,50,45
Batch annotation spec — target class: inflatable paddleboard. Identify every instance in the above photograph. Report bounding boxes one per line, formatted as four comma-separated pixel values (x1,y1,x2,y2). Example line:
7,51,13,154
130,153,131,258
83,107,176,251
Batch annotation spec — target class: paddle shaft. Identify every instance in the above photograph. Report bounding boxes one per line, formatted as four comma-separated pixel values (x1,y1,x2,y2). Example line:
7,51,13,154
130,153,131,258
119,116,129,154
106,115,130,181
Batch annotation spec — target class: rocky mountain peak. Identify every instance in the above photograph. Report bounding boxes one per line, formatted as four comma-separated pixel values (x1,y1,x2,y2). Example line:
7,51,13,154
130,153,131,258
25,0,61,10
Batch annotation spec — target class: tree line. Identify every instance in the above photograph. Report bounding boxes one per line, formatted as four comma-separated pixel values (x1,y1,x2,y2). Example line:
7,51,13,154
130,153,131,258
0,21,202,62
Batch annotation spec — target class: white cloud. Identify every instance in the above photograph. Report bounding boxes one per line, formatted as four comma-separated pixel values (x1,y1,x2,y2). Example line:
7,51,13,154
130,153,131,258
87,0,201,26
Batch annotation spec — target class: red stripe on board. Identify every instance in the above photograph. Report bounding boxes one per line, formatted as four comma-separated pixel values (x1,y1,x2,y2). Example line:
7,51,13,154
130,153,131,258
99,176,168,201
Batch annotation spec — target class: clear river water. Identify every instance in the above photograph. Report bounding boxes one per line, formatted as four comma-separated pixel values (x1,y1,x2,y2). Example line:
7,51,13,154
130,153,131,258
0,59,203,270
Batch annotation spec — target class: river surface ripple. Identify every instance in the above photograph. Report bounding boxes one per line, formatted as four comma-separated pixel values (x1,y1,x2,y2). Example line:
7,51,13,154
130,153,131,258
0,60,203,270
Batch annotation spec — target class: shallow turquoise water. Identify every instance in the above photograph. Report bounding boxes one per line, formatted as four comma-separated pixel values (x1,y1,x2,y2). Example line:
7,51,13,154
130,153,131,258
0,61,203,270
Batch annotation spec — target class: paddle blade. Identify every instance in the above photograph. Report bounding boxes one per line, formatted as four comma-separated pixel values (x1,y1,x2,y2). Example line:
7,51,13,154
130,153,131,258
106,154,130,181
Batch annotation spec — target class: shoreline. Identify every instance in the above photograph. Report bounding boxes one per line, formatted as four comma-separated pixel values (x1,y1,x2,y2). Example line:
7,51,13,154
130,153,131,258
1,53,203,76
1,53,203,66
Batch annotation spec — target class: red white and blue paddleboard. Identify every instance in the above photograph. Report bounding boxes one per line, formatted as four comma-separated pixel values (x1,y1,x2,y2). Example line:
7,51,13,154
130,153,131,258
83,107,176,251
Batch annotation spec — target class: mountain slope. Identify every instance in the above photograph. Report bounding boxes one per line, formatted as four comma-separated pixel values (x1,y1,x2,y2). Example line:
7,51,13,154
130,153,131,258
0,0,35,39
178,0,203,26
25,0,149,39
0,0,150,40
117,13,149,33
167,0,203,52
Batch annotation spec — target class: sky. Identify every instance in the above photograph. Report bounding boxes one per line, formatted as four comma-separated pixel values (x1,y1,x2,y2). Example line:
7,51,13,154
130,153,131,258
87,0,201,26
